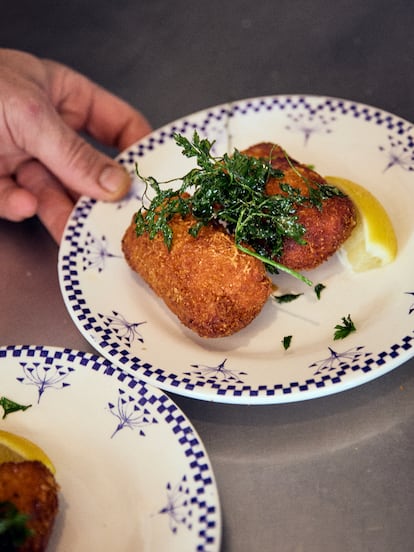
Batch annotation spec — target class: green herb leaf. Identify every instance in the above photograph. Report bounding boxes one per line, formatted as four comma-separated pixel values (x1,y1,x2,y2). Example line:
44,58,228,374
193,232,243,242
333,314,356,340
0,501,32,549
0,397,31,420
133,131,341,286
274,293,303,304
282,335,293,350
314,283,326,300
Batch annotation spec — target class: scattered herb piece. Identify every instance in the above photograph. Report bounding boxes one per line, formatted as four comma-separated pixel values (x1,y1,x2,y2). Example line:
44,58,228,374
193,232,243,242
0,397,31,420
134,131,343,286
282,335,293,350
333,314,356,340
314,283,326,300
274,293,303,304
0,501,32,549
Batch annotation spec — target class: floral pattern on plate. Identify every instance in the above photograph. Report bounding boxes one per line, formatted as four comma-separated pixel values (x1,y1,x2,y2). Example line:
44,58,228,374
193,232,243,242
0,345,221,551
59,95,414,404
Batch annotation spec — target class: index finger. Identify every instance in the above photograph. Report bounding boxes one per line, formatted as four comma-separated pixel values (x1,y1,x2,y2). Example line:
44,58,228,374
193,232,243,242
87,85,153,151
46,60,152,151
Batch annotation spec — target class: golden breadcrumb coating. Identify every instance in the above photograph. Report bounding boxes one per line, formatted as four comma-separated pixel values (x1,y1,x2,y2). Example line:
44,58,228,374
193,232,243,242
122,142,357,337
0,461,59,552
242,143,357,270
122,213,273,338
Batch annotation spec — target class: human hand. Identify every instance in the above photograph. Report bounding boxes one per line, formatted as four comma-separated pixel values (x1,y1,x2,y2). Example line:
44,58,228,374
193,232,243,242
0,49,152,242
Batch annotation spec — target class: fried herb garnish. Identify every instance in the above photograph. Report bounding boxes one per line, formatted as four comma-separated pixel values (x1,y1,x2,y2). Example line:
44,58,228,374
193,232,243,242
0,397,31,420
333,314,356,340
274,293,303,304
282,335,293,350
314,283,326,300
135,131,342,285
0,501,33,549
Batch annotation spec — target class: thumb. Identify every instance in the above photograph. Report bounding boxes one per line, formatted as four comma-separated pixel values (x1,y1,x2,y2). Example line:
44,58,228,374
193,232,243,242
20,105,131,201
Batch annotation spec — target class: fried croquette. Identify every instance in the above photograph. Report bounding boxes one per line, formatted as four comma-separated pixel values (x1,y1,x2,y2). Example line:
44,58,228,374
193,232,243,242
0,461,59,551
122,212,273,338
242,143,357,270
123,140,357,337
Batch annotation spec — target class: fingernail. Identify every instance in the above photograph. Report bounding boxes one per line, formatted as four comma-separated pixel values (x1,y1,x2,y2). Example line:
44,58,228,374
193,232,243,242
99,165,129,193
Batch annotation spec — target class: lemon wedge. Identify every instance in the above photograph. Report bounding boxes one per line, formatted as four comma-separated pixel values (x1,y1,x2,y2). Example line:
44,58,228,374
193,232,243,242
0,430,56,474
326,176,398,272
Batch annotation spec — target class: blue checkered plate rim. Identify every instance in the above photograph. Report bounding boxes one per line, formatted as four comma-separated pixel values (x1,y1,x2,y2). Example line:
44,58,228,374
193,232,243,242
59,95,414,404
0,344,221,551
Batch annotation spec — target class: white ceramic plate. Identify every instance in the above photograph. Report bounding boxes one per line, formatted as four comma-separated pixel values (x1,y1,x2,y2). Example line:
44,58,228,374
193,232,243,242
0,345,221,551
59,95,414,404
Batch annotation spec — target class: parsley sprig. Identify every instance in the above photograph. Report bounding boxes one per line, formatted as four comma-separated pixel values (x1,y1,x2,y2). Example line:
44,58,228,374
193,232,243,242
334,314,356,340
134,132,342,285
0,501,32,549
0,397,31,419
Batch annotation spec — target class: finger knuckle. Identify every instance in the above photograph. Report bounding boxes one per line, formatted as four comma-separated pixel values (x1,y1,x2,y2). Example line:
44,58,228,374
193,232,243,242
62,136,101,176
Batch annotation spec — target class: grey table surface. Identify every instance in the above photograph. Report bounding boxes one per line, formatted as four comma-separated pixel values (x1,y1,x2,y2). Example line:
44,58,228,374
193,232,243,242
1,1,414,550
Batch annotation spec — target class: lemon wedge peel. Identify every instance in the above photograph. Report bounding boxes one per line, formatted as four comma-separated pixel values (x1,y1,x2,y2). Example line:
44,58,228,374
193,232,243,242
0,430,56,474
326,176,398,272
